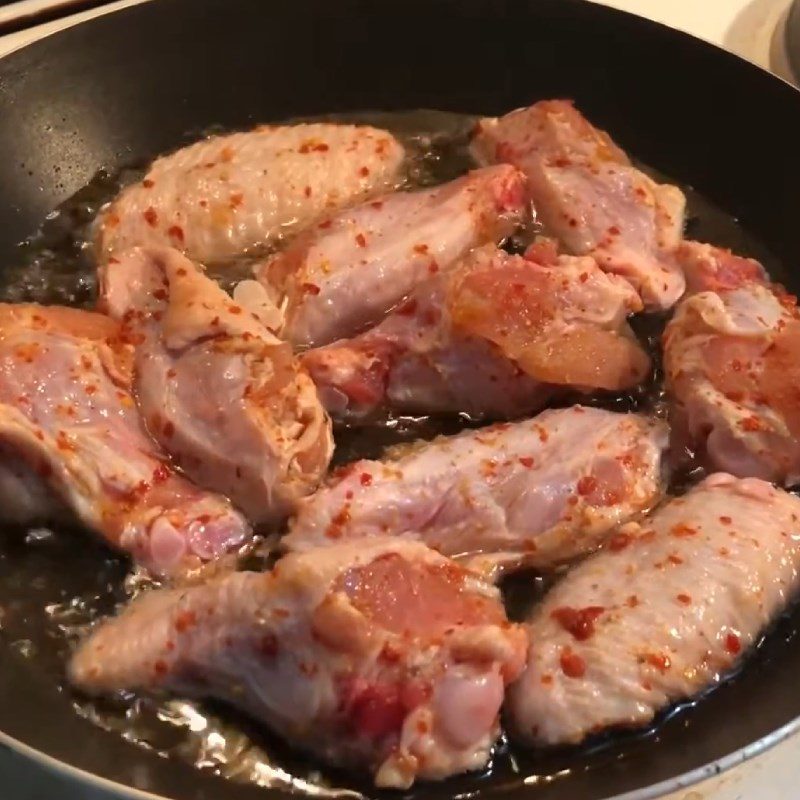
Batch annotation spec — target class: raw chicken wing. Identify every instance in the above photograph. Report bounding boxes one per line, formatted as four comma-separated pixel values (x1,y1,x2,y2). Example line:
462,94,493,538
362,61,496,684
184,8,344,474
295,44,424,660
664,241,800,484
100,246,333,524
259,165,528,347
507,473,800,745
96,124,405,265
284,406,667,577
0,304,250,575
302,243,649,420
69,538,527,788
472,100,686,309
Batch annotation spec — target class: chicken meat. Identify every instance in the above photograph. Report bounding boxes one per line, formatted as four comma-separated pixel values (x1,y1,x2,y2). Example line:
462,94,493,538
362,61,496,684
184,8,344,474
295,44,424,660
283,406,667,578
100,246,333,524
507,473,800,746
0,304,250,575
664,241,800,485
302,242,650,420
69,538,527,788
257,165,528,348
472,100,686,309
95,124,405,266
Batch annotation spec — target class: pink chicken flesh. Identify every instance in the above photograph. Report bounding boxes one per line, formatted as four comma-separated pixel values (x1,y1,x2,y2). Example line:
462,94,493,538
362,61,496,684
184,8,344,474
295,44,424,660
302,242,650,420
507,473,800,746
258,165,528,348
471,100,686,310
69,538,527,788
0,304,250,575
284,406,667,578
99,246,333,525
665,241,800,485
95,124,405,266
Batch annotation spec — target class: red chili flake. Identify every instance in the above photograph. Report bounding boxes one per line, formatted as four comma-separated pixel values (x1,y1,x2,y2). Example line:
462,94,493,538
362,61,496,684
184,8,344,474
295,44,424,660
413,243,429,255
257,633,279,657
671,522,697,537
719,515,732,525
676,593,692,605
559,648,586,678
153,288,168,301
740,416,763,432
579,272,589,283
220,146,234,162
319,219,333,229
519,456,535,468
143,207,158,227
152,464,170,483
142,178,155,188
167,224,184,243
551,606,605,641
153,660,168,676
355,233,367,248
536,426,549,443
174,610,197,632
576,475,598,496
725,632,741,655
176,267,188,277
302,282,321,296
166,368,177,378
359,166,370,177
304,185,312,197
645,652,671,672
428,260,439,274
626,595,639,608
668,554,684,565
541,674,554,685
608,225,621,236
609,532,632,552
371,201,384,210
360,472,373,486
163,421,175,438
228,305,243,314
229,192,244,209
85,385,97,395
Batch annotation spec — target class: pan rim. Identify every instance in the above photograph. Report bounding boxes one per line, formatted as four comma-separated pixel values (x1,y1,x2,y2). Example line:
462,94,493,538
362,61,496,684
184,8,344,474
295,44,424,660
4,715,800,800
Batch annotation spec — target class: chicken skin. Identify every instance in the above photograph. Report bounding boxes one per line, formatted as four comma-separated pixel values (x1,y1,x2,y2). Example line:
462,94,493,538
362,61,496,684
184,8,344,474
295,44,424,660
0,304,250,575
258,165,528,348
665,241,800,485
96,124,405,265
284,406,667,578
472,100,686,309
302,243,650,420
507,473,800,746
69,538,527,788
100,246,333,524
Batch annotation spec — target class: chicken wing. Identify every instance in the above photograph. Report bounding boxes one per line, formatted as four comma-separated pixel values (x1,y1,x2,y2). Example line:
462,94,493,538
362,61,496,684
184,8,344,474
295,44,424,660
69,538,527,788
472,100,686,309
96,124,405,266
0,304,250,575
302,243,650,420
284,406,667,578
664,241,800,484
507,473,800,746
257,165,528,348
100,246,333,524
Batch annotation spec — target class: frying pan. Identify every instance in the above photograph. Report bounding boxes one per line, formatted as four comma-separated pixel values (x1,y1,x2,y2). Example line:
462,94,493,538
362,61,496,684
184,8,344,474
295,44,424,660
0,0,799,798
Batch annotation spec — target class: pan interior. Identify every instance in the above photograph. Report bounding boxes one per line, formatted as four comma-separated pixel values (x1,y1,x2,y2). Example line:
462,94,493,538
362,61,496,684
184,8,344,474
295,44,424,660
0,107,797,800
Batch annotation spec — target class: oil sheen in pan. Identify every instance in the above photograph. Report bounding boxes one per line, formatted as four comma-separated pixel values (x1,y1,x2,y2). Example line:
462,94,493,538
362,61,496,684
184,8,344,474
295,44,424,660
0,109,795,798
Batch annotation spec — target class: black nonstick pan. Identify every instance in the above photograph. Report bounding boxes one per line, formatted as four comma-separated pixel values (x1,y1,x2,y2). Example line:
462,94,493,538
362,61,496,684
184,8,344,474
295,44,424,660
0,1,800,799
